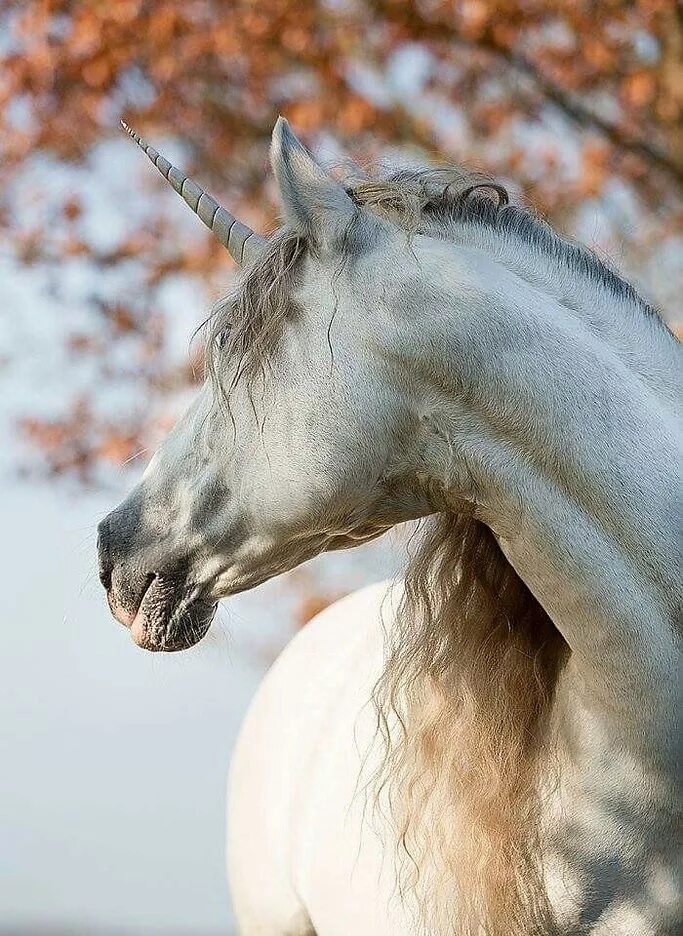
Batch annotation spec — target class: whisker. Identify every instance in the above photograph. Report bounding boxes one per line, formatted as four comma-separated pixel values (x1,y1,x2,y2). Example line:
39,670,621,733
121,448,149,468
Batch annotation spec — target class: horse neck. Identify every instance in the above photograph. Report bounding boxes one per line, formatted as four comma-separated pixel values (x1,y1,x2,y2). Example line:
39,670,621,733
396,229,680,760
435,215,681,403
390,230,681,927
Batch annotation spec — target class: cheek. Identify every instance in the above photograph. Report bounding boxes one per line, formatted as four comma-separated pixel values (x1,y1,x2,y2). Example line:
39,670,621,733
223,370,393,530
246,466,337,530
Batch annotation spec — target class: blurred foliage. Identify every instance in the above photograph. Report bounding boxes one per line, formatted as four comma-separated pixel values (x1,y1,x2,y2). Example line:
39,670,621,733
0,0,681,479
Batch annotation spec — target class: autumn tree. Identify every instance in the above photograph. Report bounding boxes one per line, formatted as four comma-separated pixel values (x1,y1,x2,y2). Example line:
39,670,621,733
1,0,680,479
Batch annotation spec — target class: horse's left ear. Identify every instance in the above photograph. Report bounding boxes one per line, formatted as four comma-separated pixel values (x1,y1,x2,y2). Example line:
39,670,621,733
270,116,356,239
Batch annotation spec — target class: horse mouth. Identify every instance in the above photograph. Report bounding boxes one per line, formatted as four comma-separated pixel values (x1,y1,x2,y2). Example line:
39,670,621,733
126,575,217,653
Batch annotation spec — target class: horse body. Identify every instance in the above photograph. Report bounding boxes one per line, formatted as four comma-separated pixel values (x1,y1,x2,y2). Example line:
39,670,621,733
98,118,681,934
228,582,404,936
229,576,680,936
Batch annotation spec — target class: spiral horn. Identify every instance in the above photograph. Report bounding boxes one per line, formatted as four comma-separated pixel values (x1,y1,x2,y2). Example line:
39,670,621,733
120,120,265,266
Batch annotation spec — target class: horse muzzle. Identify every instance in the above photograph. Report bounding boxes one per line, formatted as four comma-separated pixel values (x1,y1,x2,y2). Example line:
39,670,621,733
97,510,216,652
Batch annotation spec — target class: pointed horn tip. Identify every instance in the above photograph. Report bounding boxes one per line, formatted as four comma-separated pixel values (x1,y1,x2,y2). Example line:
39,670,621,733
119,119,138,140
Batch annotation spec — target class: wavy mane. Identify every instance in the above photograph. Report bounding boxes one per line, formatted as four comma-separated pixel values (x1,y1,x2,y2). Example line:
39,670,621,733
373,512,569,935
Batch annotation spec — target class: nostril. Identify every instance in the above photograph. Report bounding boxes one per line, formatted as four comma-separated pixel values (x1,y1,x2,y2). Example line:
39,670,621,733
96,518,113,591
97,499,154,618
98,564,112,591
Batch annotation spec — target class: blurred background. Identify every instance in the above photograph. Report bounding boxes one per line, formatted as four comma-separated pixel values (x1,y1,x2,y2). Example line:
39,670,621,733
0,1,680,933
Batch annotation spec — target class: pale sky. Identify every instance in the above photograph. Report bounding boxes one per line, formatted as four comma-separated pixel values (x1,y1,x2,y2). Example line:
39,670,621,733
0,250,396,934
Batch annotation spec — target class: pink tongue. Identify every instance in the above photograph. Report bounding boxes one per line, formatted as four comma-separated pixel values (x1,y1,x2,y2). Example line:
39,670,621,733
131,612,147,647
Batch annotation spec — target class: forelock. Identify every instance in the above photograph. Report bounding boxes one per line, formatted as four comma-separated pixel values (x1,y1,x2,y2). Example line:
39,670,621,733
205,227,306,399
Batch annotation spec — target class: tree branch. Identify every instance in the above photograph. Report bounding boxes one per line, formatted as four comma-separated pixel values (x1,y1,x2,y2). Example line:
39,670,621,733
367,0,683,189
479,37,683,188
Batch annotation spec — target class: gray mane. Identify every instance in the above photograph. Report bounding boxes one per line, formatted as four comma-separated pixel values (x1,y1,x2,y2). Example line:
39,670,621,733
206,165,663,393
350,167,659,318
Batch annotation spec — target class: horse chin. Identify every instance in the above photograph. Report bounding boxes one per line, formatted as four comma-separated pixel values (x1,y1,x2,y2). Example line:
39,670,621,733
130,599,216,653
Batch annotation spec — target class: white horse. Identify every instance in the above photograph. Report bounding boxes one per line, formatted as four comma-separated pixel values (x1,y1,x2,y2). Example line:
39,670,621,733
99,118,681,935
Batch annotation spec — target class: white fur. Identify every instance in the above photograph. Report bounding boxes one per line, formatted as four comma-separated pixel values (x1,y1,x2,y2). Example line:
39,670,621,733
106,119,681,933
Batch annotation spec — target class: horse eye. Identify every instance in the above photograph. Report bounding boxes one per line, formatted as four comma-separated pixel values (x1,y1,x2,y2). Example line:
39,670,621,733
213,325,232,349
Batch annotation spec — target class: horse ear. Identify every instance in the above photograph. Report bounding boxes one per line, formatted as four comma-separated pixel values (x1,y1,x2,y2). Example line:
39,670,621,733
270,116,356,237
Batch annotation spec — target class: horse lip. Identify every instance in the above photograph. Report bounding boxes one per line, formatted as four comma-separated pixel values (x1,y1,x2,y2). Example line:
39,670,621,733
130,582,216,652
107,572,156,629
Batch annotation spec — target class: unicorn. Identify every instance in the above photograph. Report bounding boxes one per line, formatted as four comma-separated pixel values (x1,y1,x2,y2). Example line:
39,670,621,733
98,117,681,935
